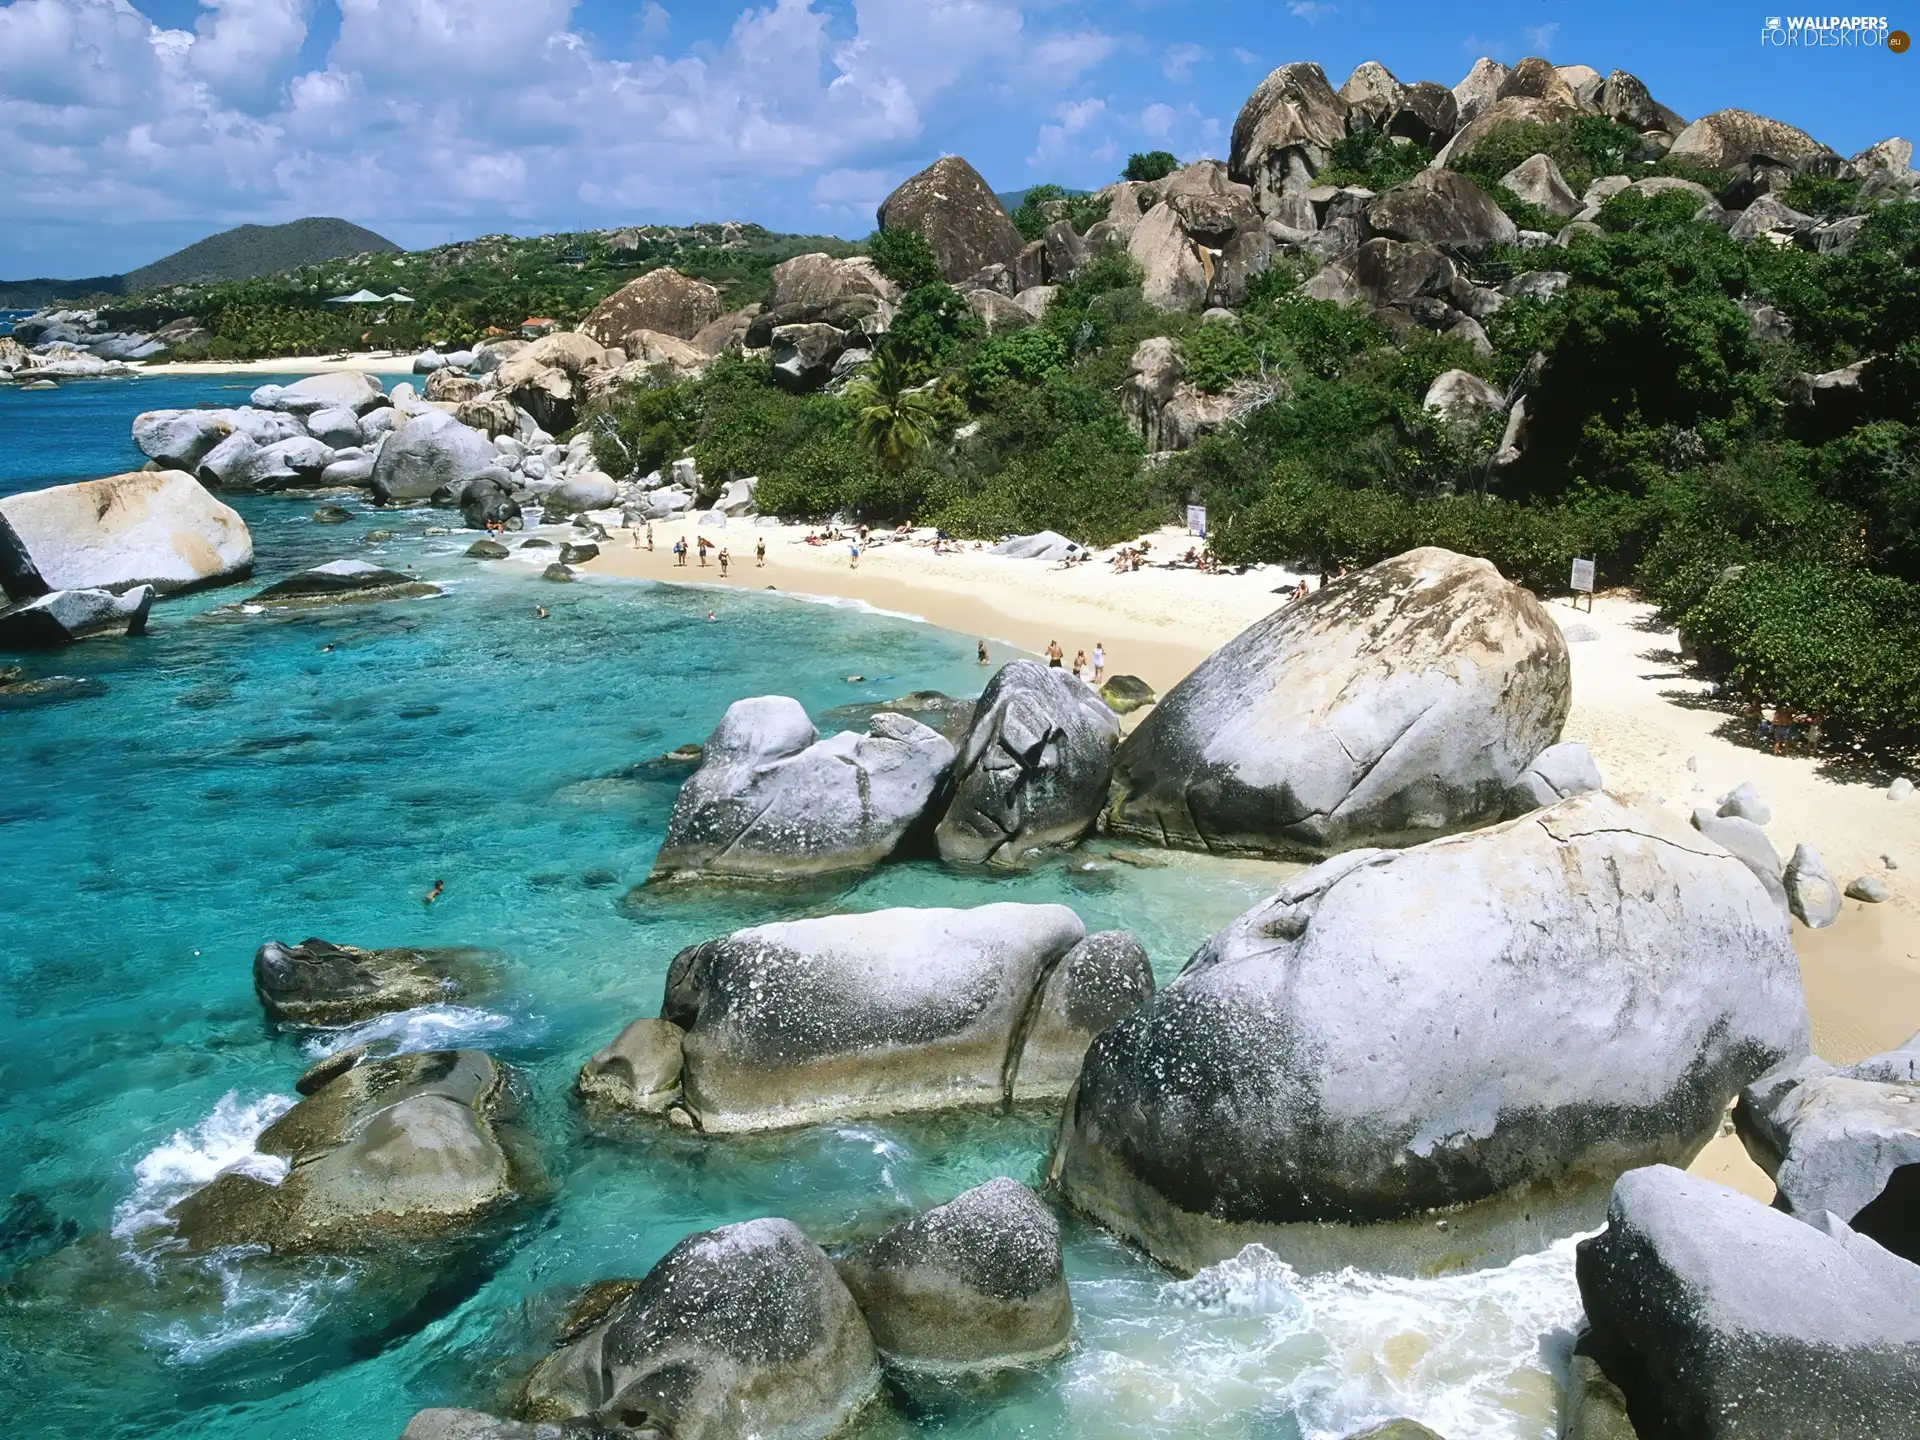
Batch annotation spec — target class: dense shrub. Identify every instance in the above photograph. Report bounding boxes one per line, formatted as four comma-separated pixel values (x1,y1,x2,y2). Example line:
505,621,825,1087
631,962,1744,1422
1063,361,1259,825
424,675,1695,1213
1315,130,1433,191
1451,116,1654,200
867,228,945,290
1123,151,1179,183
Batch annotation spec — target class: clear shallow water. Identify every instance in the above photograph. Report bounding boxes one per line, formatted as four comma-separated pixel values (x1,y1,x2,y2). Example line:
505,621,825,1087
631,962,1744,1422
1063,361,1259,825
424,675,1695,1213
0,377,1581,1439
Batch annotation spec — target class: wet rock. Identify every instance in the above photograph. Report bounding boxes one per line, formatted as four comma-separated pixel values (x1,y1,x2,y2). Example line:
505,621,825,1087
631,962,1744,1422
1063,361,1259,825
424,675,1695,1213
1106,548,1570,860
0,469,252,599
312,504,352,524
523,1218,879,1438
253,936,483,1026
936,660,1120,867
837,1178,1071,1372
1011,930,1155,1099
541,563,574,583
1576,1165,1920,1440
0,671,106,708
0,585,152,647
659,903,1091,1130
1340,1424,1447,1440
166,1050,538,1255
1055,793,1809,1275
1099,674,1155,715
247,559,440,607
651,697,953,883
577,1018,686,1114
399,1410,564,1440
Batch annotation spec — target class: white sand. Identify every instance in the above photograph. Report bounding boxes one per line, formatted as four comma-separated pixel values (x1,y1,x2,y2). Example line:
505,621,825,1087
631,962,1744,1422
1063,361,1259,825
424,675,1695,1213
136,352,406,377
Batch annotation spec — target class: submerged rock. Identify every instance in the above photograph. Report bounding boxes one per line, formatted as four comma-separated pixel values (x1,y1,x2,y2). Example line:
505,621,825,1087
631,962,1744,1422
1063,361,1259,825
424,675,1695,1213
0,585,152,648
936,660,1121,866
651,697,954,883
0,469,253,599
836,1178,1071,1372
576,1018,686,1114
652,902,1106,1131
165,1050,539,1255
1576,1165,1920,1440
0,671,107,708
246,559,440,607
252,937,485,1026
1105,548,1570,860
523,1218,879,1439
1054,792,1808,1275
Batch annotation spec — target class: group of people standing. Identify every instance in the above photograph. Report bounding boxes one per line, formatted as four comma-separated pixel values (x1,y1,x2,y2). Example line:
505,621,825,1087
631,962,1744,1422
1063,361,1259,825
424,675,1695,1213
653,528,766,576
1042,638,1106,685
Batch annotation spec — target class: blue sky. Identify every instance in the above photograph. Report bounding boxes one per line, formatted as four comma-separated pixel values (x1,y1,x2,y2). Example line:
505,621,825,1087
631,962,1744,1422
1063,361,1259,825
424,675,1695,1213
0,0,1911,278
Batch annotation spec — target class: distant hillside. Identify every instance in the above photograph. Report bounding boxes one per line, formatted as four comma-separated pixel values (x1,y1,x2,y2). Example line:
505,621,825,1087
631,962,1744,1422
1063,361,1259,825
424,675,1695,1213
122,217,400,290
0,217,400,307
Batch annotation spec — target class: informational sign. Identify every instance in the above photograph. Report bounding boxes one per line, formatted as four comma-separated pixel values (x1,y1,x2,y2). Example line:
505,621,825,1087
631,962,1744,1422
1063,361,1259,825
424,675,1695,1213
1570,558,1596,593
1186,504,1207,537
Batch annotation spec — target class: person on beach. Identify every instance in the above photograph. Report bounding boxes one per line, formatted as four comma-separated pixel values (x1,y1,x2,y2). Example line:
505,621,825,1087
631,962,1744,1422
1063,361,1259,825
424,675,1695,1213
1072,649,1089,681
697,538,709,567
850,540,861,569
718,548,729,577
756,538,766,568
1046,640,1064,667
674,537,687,567
978,640,989,666
424,879,444,905
646,523,654,552
1092,643,1105,681
630,528,640,549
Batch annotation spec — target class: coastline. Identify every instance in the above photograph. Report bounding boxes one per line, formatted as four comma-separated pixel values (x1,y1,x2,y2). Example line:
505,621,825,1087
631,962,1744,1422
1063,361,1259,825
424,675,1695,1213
133,352,407,377
584,521,1920,1199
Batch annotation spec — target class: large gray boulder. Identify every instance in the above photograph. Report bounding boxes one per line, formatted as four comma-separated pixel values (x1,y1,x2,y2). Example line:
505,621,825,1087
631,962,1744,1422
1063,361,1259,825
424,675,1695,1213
1503,739,1602,816
1452,57,1511,126
1576,1165,1920,1439
1735,1034,1920,1261
1689,808,1785,913
657,903,1098,1130
0,584,152,648
1105,548,1571,860
370,409,498,504
523,1219,879,1440
1054,792,1810,1275
164,1050,539,1255
837,1178,1071,1372
253,937,484,1026
579,266,724,345
1499,153,1580,217
246,559,439,608
235,435,335,492
936,660,1121,866
250,371,388,416
490,332,610,434
651,698,954,883
1367,170,1517,252
1668,108,1836,172
1421,368,1505,427
536,472,617,521
1229,62,1350,217
0,470,252,599
878,156,1023,283
1010,930,1155,1099
1783,841,1842,928
1126,203,1211,312
132,408,238,471
399,1412,561,1440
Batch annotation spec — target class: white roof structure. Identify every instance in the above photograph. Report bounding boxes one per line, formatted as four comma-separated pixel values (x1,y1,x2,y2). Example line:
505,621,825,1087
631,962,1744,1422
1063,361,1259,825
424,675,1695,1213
325,289,386,304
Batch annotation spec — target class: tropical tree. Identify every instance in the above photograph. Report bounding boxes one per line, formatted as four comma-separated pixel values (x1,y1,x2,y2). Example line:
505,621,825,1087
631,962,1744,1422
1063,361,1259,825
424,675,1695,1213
845,345,946,472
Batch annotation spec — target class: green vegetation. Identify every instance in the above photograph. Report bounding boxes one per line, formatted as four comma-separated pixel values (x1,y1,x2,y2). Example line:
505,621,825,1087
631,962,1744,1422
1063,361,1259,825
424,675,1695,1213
1123,151,1180,183
95,223,861,361
1008,185,1107,242
1449,115,1659,201
1314,130,1434,192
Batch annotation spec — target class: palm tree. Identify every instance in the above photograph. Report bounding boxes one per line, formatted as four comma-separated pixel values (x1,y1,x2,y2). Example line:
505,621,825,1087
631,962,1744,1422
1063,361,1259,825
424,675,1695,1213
845,345,944,473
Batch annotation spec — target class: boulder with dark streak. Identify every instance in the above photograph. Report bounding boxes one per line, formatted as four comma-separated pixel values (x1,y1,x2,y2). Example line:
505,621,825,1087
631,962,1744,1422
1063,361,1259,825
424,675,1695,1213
253,936,487,1026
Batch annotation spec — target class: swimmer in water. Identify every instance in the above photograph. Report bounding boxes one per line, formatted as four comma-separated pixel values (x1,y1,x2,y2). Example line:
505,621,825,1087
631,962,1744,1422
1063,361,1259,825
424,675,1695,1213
707,610,717,622
536,606,549,619
424,879,444,904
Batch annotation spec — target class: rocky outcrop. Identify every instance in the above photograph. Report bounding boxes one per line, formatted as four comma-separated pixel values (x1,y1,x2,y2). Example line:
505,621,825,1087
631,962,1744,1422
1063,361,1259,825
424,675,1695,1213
0,470,253,600
165,1050,539,1255
1230,62,1350,217
253,937,484,1026
1119,335,1253,452
246,559,440,608
523,1219,879,1439
1127,203,1213,312
1499,153,1580,217
1011,930,1155,1099
1452,58,1511,126
370,409,498,504
489,332,609,433
1421,368,1505,427
936,660,1121,866
1668,108,1836,172
1782,841,1841,928
878,156,1024,282
1367,170,1517,252
132,408,240,471
576,1017,686,1114
1055,792,1810,1275
837,1178,1071,1372
399,1412,562,1440
579,267,723,345
650,697,954,883
1576,1165,1920,1440
1105,548,1570,860
1734,1034,1920,1260
0,584,152,647
250,372,388,416
656,903,1107,1130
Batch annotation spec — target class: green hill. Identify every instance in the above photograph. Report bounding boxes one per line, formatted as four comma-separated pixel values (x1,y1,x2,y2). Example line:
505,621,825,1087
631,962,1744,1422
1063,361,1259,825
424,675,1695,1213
121,217,400,290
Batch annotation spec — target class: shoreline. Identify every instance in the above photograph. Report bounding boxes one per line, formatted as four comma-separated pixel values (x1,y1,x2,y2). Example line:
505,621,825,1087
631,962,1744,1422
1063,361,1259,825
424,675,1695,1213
135,352,408,377
582,520,1920,1199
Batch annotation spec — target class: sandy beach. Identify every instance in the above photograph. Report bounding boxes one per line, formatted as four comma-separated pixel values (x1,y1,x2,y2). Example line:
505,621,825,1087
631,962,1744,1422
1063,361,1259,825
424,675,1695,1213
582,519,1920,1198
135,351,406,377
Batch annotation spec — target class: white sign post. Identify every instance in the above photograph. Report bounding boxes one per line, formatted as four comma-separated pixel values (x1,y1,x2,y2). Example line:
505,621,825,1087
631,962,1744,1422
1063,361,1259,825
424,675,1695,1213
1186,504,1207,538
1570,557,1596,611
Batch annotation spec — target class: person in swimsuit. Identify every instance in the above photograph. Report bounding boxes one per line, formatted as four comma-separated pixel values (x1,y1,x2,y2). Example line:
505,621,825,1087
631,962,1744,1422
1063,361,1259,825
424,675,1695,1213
1046,640,1064,667
978,640,989,665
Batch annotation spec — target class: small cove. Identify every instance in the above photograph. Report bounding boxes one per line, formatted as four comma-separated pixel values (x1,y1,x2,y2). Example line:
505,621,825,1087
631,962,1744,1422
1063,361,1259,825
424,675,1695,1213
0,374,1583,1439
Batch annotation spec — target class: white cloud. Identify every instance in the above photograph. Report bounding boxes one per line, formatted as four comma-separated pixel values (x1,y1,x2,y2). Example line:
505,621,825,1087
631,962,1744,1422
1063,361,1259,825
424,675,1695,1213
1524,21,1560,55
1028,95,1105,169
1139,101,1177,141
1231,46,1260,66
1286,1,1335,22
1161,42,1206,82
0,0,1125,266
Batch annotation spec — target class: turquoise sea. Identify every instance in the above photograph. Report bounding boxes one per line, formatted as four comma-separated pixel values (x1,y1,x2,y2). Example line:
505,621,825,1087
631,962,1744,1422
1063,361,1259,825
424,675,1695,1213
0,375,1581,1440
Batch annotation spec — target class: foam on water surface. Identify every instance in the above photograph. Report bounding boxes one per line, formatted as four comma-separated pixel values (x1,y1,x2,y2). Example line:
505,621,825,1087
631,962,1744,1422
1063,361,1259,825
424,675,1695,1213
1,376,1588,1440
